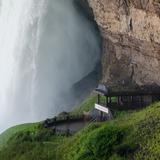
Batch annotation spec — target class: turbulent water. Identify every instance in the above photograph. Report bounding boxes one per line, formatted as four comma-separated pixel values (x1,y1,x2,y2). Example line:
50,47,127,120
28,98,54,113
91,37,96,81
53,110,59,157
0,0,101,132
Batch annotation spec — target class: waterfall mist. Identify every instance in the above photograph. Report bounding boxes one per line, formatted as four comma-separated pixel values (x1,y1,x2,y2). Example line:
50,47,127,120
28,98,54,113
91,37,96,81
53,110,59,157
0,0,101,132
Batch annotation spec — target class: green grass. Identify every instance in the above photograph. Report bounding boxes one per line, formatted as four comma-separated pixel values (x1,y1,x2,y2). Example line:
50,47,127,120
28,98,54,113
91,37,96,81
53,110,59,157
71,94,97,114
57,101,160,160
0,123,40,149
0,94,160,160
0,126,65,160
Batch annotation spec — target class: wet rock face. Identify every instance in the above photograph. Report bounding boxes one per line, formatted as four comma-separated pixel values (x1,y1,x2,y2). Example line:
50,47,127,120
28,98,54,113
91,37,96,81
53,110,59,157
87,0,160,90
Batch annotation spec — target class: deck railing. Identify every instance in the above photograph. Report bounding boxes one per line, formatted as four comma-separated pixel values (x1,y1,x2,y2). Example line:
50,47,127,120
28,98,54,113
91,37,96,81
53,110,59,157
44,114,90,127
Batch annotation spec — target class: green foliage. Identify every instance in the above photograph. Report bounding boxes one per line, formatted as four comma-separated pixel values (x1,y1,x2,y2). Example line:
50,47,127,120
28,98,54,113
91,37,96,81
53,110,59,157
58,102,160,160
134,103,160,159
0,126,64,160
108,154,125,160
0,94,160,160
74,125,125,160
113,110,129,118
0,123,40,149
58,122,136,160
72,94,97,114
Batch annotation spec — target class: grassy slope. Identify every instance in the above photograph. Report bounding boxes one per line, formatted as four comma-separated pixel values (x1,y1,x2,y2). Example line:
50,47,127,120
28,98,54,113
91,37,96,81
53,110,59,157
0,123,40,149
58,101,160,160
0,127,65,160
72,94,97,114
0,95,160,160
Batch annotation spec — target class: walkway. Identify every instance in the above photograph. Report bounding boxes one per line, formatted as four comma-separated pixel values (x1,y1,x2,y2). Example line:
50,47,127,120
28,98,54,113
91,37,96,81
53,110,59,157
43,109,110,136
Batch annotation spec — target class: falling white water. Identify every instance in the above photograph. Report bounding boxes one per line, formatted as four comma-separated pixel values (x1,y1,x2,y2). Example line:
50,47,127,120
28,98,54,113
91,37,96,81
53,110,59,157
0,0,101,132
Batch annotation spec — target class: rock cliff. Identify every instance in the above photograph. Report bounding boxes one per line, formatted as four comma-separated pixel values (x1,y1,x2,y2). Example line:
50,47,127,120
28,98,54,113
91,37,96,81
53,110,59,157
87,0,160,91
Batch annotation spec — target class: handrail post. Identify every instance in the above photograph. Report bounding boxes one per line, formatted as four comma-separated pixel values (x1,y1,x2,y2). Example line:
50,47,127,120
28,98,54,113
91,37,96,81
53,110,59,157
98,94,100,104
106,96,108,107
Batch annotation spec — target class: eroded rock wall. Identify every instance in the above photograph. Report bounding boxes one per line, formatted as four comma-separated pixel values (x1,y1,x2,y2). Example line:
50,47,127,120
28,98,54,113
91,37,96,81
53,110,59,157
88,0,160,90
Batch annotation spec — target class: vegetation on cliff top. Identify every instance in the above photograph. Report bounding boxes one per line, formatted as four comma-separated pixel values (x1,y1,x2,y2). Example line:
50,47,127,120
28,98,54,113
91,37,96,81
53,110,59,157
0,95,160,160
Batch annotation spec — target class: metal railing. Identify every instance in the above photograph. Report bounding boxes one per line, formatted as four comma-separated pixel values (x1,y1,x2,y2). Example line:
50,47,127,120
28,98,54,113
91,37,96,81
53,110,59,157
44,114,86,128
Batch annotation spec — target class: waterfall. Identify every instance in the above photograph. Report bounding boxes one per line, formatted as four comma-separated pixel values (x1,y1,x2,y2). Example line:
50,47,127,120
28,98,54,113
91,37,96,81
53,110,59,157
0,0,101,132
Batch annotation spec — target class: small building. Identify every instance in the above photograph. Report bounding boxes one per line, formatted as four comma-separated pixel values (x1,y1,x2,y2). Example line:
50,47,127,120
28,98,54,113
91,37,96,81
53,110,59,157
94,84,160,110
